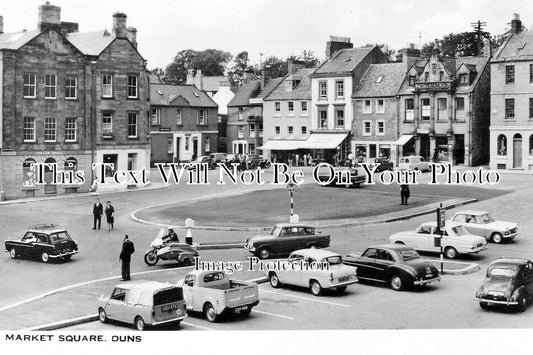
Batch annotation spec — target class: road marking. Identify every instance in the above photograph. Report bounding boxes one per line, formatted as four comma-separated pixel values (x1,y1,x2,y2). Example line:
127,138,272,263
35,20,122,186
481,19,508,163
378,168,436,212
260,288,351,308
252,309,294,320
182,321,215,331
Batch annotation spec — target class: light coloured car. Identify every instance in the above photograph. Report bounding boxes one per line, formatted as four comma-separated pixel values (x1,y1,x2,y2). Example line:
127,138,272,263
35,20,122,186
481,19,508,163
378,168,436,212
450,210,518,244
398,155,430,172
388,221,488,259
266,249,358,296
97,280,187,331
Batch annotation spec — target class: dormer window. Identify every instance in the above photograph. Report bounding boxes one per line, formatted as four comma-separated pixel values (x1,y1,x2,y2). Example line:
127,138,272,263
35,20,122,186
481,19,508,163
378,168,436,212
285,80,294,92
459,73,469,85
408,75,416,86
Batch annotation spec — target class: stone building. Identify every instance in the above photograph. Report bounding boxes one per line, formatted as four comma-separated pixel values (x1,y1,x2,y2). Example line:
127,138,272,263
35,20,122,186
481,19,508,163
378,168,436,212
490,14,533,172
0,2,150,199
150,84,218,163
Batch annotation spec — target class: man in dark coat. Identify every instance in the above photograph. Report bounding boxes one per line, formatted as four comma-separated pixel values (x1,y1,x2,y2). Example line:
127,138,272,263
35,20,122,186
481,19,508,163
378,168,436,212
162,226,179,244
401,184,411,205
119,235,135,281
93,198,103,230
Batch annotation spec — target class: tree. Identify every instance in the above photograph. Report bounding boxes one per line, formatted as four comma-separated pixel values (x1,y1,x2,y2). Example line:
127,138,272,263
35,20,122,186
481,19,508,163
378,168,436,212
300,50,320,68
228,51,254,87
163,49,232,84
421,31,492,57
150,67,166,83
261,56,287,77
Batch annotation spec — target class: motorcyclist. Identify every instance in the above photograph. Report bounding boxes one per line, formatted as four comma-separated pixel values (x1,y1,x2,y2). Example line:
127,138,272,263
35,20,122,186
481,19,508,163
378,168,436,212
162,226,179,244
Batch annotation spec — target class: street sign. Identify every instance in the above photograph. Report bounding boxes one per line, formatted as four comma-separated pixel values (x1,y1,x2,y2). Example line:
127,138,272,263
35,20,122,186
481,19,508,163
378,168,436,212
437,207,445,230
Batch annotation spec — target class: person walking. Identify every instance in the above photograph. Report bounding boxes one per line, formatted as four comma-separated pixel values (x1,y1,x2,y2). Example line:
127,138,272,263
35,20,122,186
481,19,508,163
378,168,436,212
400,184,410,205
92,198,103,230
105,201,115,231
119,235,135,281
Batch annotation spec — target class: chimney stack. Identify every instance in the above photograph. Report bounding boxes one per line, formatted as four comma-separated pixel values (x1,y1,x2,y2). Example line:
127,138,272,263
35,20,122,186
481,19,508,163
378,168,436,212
483,38,492,58
402,43,420,71
127,27,137,48
38,2,61,31
60,21,79,35
326,35,353,59
511,13,522,34
287,59,305,74
112,12,128,38
0,16,3,34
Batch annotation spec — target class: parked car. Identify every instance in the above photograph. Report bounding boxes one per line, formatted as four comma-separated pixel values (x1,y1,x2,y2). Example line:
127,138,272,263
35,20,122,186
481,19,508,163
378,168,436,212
388,221,488,259
209,152,227,167
245,223,330,259
97,280,187,330
4,224,78,263
343,244,440,291
244,154,272,169
450,210,518,244
374,157,394,172
177,270,259,322
398,155,430,172
316,166,366,188
475,258,533,312
187,155,215,170
267,249,358,296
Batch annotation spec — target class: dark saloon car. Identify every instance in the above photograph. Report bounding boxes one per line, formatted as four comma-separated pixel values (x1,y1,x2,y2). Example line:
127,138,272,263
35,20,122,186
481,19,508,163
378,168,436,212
475,258,533,312
5,224,78,263
374,157,394,172
343,244,440,291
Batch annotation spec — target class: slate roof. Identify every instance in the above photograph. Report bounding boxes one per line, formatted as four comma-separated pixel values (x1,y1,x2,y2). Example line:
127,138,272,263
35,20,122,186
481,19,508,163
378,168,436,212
150,84,218,107
493,30,533,62
0,29,40,50
227,77,283,106
67,30,114,56
352,63,405,98
197,76,228,92
311,46,375,75
264,68,314,101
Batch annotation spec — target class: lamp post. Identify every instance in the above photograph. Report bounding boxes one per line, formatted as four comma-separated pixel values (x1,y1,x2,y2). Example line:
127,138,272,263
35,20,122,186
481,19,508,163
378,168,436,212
286,182,296,217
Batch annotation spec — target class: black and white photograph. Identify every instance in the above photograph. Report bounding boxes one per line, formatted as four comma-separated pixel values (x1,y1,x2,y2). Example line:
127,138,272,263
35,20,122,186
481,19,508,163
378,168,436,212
0,0,532,354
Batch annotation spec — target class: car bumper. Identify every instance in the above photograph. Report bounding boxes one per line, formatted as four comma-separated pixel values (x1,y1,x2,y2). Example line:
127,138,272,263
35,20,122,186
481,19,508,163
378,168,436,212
244,245,256,253
464,245,488,254
49,250,79,259
151,314,187,326
503,232,518,240
325,279,358,289
475,297,518,306
414,276,441,285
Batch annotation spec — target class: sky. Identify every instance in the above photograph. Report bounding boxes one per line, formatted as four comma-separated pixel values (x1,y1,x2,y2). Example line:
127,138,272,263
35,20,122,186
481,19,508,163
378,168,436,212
3,0,533,70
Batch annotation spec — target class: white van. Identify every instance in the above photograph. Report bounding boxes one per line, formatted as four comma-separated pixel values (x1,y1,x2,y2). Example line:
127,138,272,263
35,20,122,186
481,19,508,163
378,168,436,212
398,156,430,172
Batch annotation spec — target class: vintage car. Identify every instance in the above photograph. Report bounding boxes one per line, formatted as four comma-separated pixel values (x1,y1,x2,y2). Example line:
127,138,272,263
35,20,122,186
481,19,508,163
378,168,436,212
245,223,330,259
98,280,187,330
4,224,78,263
209,152,227,167
316,166,366,188
373,157,394,172
450,210,518,244
388,221,488,259
244,154,271,169
187,155,215,170
475,258,533,312
177,270,259,322
398,155,430,172
266,249,358,296
343,244,440,291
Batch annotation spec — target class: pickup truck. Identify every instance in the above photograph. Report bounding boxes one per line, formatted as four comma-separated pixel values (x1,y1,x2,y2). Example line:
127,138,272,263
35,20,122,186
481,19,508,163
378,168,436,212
245,223,331,259
177,270,259,322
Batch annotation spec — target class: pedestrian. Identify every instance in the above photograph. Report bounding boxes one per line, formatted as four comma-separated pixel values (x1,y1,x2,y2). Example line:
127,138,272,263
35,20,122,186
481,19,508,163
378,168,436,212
400,184,410,205
119,235,135,281
105,201,115,231
92,198,103,230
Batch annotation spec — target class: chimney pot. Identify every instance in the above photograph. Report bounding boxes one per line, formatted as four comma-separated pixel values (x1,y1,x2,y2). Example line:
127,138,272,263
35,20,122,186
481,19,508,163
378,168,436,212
112,12,128,38
511,13,522,34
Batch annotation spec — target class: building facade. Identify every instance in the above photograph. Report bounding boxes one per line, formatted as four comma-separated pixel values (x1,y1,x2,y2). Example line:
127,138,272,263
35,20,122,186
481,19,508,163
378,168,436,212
150,84,218,163
490,14,533,172
0,3,150,199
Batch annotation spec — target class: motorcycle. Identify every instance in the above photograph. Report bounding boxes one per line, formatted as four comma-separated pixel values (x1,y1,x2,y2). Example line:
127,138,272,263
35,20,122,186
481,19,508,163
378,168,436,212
144,229,199,266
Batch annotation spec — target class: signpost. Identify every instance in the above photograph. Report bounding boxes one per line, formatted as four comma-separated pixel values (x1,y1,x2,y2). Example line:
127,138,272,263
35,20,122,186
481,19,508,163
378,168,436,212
436,203,446,273
286,182,296,218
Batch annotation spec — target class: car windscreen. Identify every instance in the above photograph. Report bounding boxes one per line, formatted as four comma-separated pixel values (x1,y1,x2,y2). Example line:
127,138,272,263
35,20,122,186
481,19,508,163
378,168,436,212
154,287,183,305
451,226,468,236
322,256,342,265
489,267,517,278
480,214,495,224
398,249,421,261
50,231,71,243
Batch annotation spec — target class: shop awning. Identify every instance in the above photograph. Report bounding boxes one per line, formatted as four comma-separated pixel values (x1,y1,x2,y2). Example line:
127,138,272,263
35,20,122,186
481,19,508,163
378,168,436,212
300,133,348,149
259,140,302,150
395,134,414,146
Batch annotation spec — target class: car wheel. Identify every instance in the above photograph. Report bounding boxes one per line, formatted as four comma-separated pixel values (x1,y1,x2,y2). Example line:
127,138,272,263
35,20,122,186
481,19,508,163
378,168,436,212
181,258,192,266
310,280,323,296
269,272,281,288
64,255,72,261
204,303,218,323
258,247,271,259
479,302,489,310
390,275,404,291
444,247,458,259
336,286,347,294
144,251,159,266
240,307,252,316
134,316,145,331
98,308,108,323
309,244,318,249
9,248,17,259
517,294,528,313
41,252,50,263
491,233,503,244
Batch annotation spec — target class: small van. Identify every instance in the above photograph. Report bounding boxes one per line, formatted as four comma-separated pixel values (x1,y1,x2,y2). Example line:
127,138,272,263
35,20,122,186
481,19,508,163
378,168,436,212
398,155,430,172
97,280,187,330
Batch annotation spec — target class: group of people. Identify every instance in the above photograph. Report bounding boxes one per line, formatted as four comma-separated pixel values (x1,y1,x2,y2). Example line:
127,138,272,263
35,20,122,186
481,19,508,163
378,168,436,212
92,198,115,231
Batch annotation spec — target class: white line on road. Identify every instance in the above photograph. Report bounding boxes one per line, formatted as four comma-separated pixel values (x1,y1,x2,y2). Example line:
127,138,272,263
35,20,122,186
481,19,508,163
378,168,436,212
260,289,351,308
252,309,294,320
182,321,215,331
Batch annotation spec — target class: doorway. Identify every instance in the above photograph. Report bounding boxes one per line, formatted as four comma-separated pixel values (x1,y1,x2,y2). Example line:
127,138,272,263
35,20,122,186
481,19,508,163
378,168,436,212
44,157,57,194
454,135,464,165
513,134,522,168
